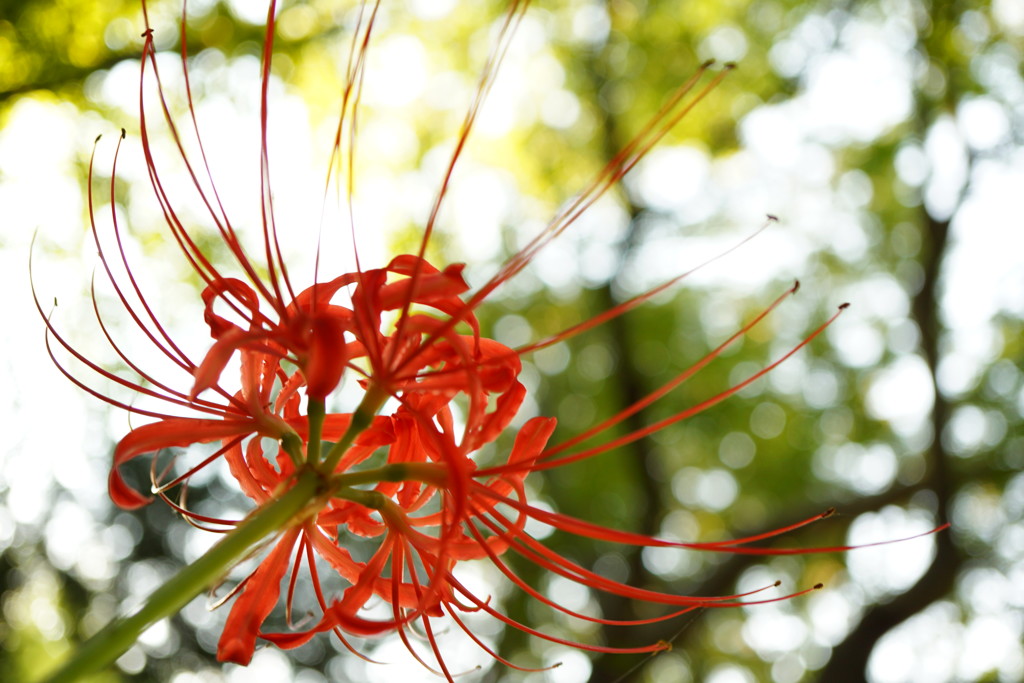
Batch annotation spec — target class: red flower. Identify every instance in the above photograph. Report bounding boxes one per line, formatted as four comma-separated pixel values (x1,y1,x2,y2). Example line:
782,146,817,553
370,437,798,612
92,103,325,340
34,0,947,679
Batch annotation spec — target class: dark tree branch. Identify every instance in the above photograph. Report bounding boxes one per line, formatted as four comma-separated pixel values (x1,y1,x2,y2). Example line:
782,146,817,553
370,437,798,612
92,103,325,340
813,0,971,672
815,211,961,681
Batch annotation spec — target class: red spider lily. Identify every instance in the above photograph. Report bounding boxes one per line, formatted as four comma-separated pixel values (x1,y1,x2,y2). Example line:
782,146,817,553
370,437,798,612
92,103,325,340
32,0,948,679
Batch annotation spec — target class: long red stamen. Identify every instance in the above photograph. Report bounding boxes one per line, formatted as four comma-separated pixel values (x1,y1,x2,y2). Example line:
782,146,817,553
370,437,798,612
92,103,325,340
259,0,298,308
490,302,850,476
532,279,798,462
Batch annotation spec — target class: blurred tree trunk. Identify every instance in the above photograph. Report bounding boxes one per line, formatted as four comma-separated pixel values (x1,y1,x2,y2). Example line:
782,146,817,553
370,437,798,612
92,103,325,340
816,0,970,677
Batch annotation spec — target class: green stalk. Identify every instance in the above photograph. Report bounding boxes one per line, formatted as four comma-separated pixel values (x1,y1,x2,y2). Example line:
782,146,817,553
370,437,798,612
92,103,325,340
320,385,388,474
306,397,326,465
333,461,448,489
38,469,325,683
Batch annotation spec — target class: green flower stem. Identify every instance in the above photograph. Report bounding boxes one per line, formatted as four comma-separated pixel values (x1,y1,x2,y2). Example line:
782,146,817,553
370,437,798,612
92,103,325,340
320,385,389,474
306,397,326,465
38,468,325,683
333,461,448,489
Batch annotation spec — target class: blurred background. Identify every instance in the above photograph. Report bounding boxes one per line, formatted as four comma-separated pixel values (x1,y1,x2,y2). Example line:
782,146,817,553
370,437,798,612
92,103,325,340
1,0,1022,681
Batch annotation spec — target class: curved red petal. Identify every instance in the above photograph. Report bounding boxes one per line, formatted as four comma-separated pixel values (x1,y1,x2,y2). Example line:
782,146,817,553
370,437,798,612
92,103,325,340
217,528,301,664
110,418,260,509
